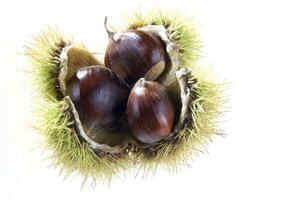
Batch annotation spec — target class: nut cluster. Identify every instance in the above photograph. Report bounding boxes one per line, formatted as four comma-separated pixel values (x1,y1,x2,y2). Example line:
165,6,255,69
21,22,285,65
66,18,176,144
25,11,224,182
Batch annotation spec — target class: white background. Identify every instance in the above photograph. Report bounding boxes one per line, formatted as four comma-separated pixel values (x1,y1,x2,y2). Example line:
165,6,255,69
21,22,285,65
1,0,301,199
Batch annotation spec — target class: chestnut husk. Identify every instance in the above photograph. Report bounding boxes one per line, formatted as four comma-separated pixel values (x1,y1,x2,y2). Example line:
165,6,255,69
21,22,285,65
127,78,175,144
27,12,224,183
104,17,167,86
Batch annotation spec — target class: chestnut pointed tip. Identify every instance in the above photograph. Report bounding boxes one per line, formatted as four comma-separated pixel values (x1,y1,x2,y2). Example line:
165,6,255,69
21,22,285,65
104,16,115,39
136,78,146,87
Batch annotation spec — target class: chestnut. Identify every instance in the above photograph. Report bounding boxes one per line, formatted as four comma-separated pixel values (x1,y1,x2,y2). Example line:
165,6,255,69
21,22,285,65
104,17,167,85
66,66,130,131
126,78,175,144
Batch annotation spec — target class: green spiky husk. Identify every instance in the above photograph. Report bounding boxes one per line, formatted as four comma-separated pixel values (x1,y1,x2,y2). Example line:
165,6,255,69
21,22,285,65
26,11,225,183
127,10,202,68
26,29,130,184
25,28,69,100
34,98,130,184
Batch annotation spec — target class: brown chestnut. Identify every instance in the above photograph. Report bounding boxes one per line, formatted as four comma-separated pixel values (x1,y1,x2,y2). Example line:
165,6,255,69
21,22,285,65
104,18,166,85
126,78,175,144
66,66,130,131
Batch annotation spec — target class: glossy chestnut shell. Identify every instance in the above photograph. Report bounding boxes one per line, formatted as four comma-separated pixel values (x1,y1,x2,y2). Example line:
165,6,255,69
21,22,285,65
126,79,175,144
66,66,130,131
105,30,166,85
